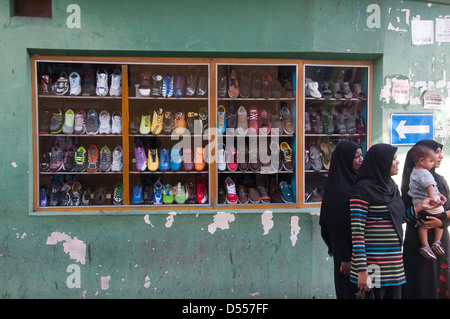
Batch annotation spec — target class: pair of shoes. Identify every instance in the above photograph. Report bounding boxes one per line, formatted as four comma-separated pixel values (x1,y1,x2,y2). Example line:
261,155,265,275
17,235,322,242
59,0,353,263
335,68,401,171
420,246,437,260
139,109,164,135
95,68,122,96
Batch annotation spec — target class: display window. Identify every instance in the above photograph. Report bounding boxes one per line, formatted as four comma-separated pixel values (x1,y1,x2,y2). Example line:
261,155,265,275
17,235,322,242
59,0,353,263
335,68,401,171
31,57,371,213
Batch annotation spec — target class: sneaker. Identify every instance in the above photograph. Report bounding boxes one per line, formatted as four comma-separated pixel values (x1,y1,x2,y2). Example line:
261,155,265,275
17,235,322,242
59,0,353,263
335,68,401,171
48,185,61,206
71,182,83,206
99,110,111,134
163,111,174,134
174,75,184,97
269,106,283,135
259,107,270,135
182,148,194,171
249,142,260,171
270,141,281,171
109,69,122,96
280,104,295,134
40,152,50,172
248,105,259,134
237,185,249,204
40,187,48,207
134,140,147,171
162,75,174,98
262,73,272,99
74,146,87,172
239,72,251,98
196,75,207,96
269,178,283,203
226,144,238,171
256,174,271,203
217,143,227,171
153,179,163,204
143,183,153,204
151,108,164,135
280,142,294,171
140,114,151,135
113,183,123,205
431,240,445,256
226,105,237,131
139,71,151,96
185,180,196,204
60,184,73,206
99,145,112,172
218,187,226,204
170,147,182,171
50,109,63,133
217,105,226,134
218,75,228,97
111,146,123,172
111,111,122,134
238,144,249,171
224,177,238,204
251,72,262,98
236,106,248,135
279,181,294,203
185,74,197,96
53,72,69,95
248,185,261,204
147,149,159,172
74,109,86,135
93,186,107,205
129,114,140,134
96,68,109,96
50,146,63,171
420,246,437,260
194,147,206,171
69,72,81,96
82,72,95,96
62,109,75,134
39,109,51,134
173,111,186,135
174,182,186,204
86,145,99,172
228,70,239,98
198,107,208,133
86,109,99,135
132,185,143,204
151,74,163,96
81,187,91,205
163,183,174,204
159,148,170,171
63,145,76,171
196,176,208,204
39,74,51,95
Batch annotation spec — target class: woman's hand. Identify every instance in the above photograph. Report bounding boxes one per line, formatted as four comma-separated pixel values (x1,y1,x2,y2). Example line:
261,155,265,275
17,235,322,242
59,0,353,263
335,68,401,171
340,261,351,276
415,197,441,214
418,216,443,229
357,271,371,292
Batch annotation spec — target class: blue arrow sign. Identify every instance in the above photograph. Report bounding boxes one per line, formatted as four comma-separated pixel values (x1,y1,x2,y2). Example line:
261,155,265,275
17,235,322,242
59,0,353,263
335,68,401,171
391,113,434,146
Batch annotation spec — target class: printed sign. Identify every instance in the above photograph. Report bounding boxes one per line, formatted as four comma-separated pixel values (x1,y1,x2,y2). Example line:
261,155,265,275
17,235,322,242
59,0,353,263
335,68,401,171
411,20,434,45
391,113,434,146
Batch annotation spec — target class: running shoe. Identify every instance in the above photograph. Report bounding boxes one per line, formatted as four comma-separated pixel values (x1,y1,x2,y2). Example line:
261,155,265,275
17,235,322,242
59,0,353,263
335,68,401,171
217,105,226,134
111,146,123,172
198,107,208,133
170,147,182,171
99,110,111,134
99,145,112,172
62,109,75,134
81,187,91,205
50,109,63,134
40,187,48,207
63,145,76,171
71,182,82,206
280,142,294,171
174,182,186,204
236,106,248,135
182,148,194,171
196,75,207,96
96,68,108,96
151,74,163,96
226,144,238,171
163,111,174,134
39,109,51,134
224,177,238,204
82,72,95,96
39,74,50,95
74,109,86,135
248,105,259,134
140,114,151,135
86,145,99,172
226,105,237,131
111,111,122,134
143,183,153,205
279,181,294,203
174,75,184,97
196,175,208,204
186,111,197,134
139,71,151,96
60,184,73,206
185,74,197,96
132,185,143,204
162,75,174,98
40,152,50,172
74,146,87,172
50,146,63,171
153,179,163,204
194,147,206,171
129,114,140,134
217,143,226,171
53,72,69,95
86,109,99,135
173,111,186,135
185,180,196,204
151,108,164,135
159,148,170,172
134,140,147,172
69,72,81,96
163,183,173,204
109,69,122,96
147,149,159,172
280,104,295,134
113,183,123,205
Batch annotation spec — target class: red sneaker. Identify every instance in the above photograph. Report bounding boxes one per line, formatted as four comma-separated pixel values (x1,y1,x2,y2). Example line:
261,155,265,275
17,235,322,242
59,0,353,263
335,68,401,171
248,105,259,134
224,177,238,204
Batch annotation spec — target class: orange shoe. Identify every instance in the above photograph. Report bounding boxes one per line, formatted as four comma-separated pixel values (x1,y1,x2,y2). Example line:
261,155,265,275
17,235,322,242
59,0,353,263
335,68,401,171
194,147,206,171
173,111,186,135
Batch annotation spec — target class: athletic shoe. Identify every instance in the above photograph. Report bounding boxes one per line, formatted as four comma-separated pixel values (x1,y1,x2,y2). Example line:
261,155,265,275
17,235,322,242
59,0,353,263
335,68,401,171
163,111,174,134
279,181,294,203
248,105,259,134
60,184,73,206
111,146,123,172
159,148,170,171
39,74,50,95
163,183,173,204
185,180,196,204
269,106,283,135
86,145,99,172
174,182,186,204
143,183,153,204
69,72,81,96
99,145,112,172
170,147,182,171
237,185,249,204
224,177,238,204
39,109,51,134
238,144,249,171
82,72,95,96
269,141,281,171
186,111,197,134
81,187,91,205
151,108,164,135
217,143,226,171
99,110,111,134
96,68,108,96
139,71,151,96
182,148,194,171
53,72,69,95
269,178,283,203
93,187,105,204
62,109,75,134
194,147,206,171
259,107,270,135
196,75,207,96
74,146,87,172
162,75,174,98
71,182,82,206
151,74,163,96
280,104,295,134
196,175,208,204
134,140,147,171
198,107,208,133
132,185,143,204
185,74,197,96
236,106,248,135
48,186,60,206
147,149,159,172
139,114,151,135
226,144,238,171
218,188,226,204
40,152,50,172
174,75,184,97
129,114,140,134
40,187,48,207
63,145,76,171
86,109,99,135
113,183,123,205
109,69,122,96
173,111,186,135
153,179,163,204
218,75,227,97
249,142,260,171
217,105,226,134
50,146,63,171
111,111,122,134
280,142,294,171
226,105,237,131
74,109,86,135
50,109,63,133
256,174,271,203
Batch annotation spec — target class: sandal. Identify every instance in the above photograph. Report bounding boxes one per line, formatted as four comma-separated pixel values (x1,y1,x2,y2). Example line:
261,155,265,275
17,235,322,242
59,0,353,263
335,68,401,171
228,70,239,98
262,73,272,98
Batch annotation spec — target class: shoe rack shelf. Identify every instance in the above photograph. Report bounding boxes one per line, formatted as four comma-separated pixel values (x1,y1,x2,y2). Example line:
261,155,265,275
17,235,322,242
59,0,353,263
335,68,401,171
31,56,371,213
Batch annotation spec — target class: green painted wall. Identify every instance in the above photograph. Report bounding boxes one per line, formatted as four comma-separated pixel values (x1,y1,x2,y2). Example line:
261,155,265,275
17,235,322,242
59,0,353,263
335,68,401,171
0,0,449,299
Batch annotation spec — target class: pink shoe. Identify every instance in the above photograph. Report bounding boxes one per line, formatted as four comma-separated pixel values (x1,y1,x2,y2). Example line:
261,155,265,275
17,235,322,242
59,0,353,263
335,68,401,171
182,148,193,171
248,105,259,134
259,107,270,134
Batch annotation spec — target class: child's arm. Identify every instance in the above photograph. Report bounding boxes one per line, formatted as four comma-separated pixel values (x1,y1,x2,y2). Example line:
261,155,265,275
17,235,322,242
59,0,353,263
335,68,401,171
426,185,434,199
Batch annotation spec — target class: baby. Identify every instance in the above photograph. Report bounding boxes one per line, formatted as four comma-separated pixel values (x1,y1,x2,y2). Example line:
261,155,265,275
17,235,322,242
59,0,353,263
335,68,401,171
408,144,446,260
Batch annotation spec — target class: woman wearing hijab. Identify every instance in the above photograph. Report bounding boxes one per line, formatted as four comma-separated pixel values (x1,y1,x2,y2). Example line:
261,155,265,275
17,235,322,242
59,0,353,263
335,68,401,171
349,143,436,299
320,141,363,299
401,139,450,299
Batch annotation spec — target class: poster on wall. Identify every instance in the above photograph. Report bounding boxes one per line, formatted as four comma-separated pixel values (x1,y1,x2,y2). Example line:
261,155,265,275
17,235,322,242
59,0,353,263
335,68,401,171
392,78,409,104
411,19,434,45
422,90,444,109
436,18,450,42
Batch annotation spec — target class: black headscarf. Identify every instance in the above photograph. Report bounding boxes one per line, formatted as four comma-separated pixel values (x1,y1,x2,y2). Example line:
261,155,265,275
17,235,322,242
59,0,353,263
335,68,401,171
320,141,361,258
352,143,406,240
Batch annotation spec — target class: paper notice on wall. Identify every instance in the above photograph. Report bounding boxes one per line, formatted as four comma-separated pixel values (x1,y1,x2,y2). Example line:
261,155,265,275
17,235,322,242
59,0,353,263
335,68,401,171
392,78,409,104
436,18,450,42
411,20,434,45
422,90,444,109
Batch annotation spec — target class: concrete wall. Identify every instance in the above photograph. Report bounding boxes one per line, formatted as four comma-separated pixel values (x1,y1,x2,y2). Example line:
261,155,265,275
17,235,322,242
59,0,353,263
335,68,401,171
1,0,450,298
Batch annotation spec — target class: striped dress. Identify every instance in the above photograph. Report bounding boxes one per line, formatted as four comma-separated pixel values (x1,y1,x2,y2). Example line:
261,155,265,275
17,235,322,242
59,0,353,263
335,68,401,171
349,198,415,287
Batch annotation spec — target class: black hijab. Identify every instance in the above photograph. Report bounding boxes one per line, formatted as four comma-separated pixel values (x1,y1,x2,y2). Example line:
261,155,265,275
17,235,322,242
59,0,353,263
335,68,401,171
352,143,406,240
320,141,360,257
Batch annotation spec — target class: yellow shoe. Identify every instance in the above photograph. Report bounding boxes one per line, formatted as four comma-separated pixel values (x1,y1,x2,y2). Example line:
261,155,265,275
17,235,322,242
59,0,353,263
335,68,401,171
147,149,159,171
194,147,206,171
151,108,163,135
173,111,186,135
140,114,151,135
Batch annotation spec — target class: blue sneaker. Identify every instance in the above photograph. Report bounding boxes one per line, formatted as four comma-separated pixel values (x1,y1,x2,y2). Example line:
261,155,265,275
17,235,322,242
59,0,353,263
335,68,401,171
163,183,173,204
279,181,294,203
159,148,170,171
217,105,226,134
132,185,143,204
86,109,99,135
170,147,182,171
163,75,174,98
153,179,163,204
40,187,48,206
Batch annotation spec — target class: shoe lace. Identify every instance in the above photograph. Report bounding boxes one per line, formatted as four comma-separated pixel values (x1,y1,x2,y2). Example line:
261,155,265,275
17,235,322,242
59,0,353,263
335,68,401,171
136,147,146,163
249,112,258,121
283,149,293,162
89,149,98,164
150,150,157,162
75,150,84,164
143,115,151,127
226,182,236,195
75,112,85,128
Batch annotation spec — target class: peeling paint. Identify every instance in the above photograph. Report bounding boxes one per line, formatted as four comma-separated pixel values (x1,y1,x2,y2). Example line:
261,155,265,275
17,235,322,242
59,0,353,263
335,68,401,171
46,232,86,264
165,212,176,228
144,275,151,288
290,216,301,246
101,275,110,290
11,162,17,168
144,214,154,227
208,212,235,234
261,211,274,235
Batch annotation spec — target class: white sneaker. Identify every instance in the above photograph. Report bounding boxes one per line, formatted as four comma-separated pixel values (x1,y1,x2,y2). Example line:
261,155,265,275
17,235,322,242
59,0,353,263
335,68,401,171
69,72,81,96
74,109,86,135
111,111,122,134
96,68,108,96
111,146,123,172
109,69,122,96
217,143,227,171
99,110,111,134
